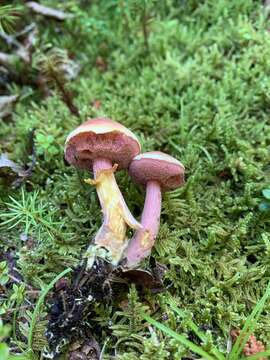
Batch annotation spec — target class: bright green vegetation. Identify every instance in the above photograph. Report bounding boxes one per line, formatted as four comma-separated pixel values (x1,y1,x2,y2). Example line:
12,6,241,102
1,0,270,358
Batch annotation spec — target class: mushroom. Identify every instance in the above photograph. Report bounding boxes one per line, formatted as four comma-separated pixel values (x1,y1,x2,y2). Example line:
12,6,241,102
126,151,185,267
65,118,141,266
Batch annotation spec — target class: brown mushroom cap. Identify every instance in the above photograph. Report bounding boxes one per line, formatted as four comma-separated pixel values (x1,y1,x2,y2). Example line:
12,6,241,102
64,118,141,170
129,151,185,191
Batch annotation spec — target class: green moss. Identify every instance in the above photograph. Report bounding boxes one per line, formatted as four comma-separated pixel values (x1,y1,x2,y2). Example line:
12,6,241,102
1,0,270,358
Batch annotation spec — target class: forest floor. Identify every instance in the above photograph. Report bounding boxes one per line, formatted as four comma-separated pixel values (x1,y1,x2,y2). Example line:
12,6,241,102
1,1,270,359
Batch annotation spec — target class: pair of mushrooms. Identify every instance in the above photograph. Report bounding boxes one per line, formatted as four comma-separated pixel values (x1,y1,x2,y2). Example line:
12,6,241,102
64,118,185,268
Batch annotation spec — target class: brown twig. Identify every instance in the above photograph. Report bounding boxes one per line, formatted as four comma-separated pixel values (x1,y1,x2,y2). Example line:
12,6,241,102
50,69,80,117
26,2,73,21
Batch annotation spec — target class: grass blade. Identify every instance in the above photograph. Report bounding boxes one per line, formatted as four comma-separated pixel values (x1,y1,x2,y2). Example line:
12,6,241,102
167,298,225,360
229,280,270,360
141,312,216,360
27,267,72,351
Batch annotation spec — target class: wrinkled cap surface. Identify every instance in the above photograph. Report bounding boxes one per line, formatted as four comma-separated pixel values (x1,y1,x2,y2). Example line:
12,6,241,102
64,118,141,170
129,151,185,191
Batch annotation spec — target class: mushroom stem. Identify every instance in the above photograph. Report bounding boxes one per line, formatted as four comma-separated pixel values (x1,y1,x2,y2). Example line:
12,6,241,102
85,157,141,266
126,180,161,267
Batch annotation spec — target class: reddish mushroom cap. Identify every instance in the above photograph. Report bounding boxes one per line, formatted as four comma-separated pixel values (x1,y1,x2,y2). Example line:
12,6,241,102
64,118,141,170
129,151,185,191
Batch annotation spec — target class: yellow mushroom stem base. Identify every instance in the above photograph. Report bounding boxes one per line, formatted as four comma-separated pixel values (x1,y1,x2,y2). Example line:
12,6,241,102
85,164,141,266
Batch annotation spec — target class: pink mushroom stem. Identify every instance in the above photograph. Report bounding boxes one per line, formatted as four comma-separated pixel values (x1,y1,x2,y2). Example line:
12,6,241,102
93,157,112,176
126,180,161,266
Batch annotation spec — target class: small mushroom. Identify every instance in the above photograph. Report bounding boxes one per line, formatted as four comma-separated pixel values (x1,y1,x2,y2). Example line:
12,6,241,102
126,151,185,267
65,118,141,266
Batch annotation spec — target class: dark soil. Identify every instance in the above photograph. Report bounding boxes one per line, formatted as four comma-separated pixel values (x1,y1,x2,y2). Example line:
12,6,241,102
45,257,164,358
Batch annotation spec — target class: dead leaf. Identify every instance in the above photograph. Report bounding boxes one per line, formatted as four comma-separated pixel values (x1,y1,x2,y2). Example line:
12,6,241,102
0,249,23,284
95,56,107,72
0,95,18,118
16,25,38,64
0,129,36,187
231,330,267,360
14,23,36,39
92,100,101,109
60,59,80,80
69,336,100,360
0,24,37,64
0,153,30,178
0,52,14,66
114,266,164,293
0,32,27,62
26,2,73,21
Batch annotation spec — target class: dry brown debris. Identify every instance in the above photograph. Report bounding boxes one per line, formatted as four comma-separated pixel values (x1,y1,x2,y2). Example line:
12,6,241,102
231,329,267,359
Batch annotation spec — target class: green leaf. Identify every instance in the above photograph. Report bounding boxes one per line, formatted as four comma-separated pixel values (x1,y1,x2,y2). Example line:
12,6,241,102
0,321,11,340
0,343,9,360
0,275,9,286
262,189,270,200
47,146,59,155
259,202,270,212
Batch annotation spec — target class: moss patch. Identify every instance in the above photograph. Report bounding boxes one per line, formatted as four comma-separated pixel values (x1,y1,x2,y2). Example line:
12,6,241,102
1,0,270,358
